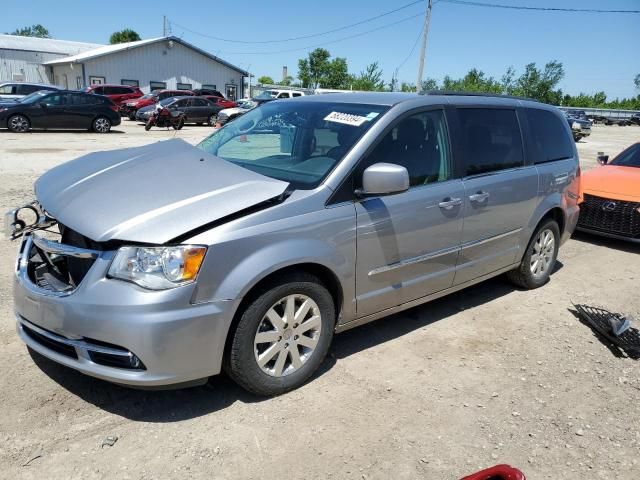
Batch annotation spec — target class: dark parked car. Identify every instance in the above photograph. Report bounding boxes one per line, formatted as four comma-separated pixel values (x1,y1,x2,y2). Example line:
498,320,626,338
192,88,224,98
84,84,143,105
563,111,591,141
630,113,640,126
136,96,222,125
0,90,121,133
120,89,194,119
0,82,60,102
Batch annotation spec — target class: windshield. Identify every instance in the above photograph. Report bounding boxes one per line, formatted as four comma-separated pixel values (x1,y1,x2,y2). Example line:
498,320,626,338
255,91,277,99
237,100,256,109
198,100,388,189
610,144,640,168
19,91,51,104
140,93,156,100
159,97,176,106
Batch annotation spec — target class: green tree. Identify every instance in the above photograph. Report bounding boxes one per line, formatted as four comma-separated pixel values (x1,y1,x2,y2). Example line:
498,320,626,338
109,29,141,44
9,24,50,38
351,62,385,91
421,78,439,92
257,75,274,85
278,75,294,86
441,68,503,94
400,82,416,92
635,73,640,91
297,48,350,89
512,61,564,103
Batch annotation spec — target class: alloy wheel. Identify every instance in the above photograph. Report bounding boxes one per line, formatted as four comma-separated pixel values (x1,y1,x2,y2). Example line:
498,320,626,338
254,294,322,377
94,117,110,133
9,115,29,132
530,228,555,278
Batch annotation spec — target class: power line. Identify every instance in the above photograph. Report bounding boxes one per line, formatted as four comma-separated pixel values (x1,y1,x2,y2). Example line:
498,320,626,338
169,0,424,45
177,13,424,55
440,0,640,14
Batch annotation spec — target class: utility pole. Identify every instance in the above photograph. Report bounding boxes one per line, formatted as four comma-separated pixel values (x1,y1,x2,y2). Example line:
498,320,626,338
163,16,167,37
416,0,432,93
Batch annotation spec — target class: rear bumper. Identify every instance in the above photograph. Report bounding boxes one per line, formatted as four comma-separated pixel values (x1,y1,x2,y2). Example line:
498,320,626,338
562,204,580,245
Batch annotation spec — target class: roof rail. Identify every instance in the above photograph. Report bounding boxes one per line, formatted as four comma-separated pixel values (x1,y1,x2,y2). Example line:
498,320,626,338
421,90,539,102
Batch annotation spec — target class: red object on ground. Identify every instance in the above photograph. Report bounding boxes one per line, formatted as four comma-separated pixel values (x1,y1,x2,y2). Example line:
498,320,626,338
460,464,526,480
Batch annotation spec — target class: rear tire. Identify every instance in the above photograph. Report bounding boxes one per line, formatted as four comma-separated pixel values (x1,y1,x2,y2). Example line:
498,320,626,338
506,219,560,289
144,121,153,131
92,116,111,133
226,272,335,396
207,114,216,126
175,118,184,130
8,114,30,133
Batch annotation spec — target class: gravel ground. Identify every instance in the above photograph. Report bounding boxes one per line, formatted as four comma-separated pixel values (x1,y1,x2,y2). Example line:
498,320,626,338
0,121,639,480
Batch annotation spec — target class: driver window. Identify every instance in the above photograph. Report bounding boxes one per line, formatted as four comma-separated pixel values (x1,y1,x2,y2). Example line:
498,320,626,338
41,94,66,106
360,109,451,188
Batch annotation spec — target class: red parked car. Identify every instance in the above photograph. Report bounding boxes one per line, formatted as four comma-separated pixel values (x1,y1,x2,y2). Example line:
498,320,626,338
119,89,194,120
202,95,236,109
83,84,143,105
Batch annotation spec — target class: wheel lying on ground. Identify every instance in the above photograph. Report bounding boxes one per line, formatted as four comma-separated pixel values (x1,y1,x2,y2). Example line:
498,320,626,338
92,116,111,133
506,218,560,289
8,114,30,133
226,272,335,396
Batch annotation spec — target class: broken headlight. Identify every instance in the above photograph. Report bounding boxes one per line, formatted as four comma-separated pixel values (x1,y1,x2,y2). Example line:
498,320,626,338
108,245,207,290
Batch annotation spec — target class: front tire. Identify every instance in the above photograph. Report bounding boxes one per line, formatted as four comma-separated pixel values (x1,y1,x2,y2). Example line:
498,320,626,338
226,273,335,396
92,116,111,133
507,219,560,289
8,114,30,133
208,114,217,126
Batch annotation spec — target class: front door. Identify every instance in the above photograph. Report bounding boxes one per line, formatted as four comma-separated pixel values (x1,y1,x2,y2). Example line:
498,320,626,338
452,107,538,285
225,84,237,101
355,109,464,318
33,92,69,129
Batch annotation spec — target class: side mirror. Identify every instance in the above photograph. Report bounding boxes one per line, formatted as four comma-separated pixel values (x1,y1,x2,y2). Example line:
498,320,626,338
358,163,409,197
596,152,609,165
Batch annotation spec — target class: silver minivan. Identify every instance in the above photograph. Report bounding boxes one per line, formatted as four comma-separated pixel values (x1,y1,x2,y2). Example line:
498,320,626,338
7,93,580,395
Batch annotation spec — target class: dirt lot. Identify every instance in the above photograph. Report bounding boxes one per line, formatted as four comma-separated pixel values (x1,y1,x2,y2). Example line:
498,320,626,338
0,121,639,480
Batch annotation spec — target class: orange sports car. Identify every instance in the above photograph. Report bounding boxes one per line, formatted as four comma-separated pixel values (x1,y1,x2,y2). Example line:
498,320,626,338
577,142,640,242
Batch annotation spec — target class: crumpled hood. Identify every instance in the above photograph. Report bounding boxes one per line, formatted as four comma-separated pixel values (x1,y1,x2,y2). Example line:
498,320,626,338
35,139,288,243
582,165,640,202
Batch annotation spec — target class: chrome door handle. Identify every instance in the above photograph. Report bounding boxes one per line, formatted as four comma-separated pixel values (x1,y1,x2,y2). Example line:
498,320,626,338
438,197,463,210
469,191,490,202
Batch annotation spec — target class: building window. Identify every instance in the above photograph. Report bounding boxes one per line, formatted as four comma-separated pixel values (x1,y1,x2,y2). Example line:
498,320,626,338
89,76,105,85
177,82,193,90
150,81,167,91
121,79,139,87
202,84,217,90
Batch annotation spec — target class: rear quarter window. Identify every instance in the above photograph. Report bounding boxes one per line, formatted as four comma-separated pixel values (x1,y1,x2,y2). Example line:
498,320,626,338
458,108,524,176
526,108,574,163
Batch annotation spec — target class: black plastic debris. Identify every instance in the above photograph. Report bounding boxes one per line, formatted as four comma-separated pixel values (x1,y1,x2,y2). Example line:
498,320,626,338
572,304,640,360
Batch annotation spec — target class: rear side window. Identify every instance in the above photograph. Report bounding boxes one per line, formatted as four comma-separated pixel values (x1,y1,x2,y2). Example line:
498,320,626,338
0,85,16,94
526,108,574,163
458,108,524,176
17,84,46,95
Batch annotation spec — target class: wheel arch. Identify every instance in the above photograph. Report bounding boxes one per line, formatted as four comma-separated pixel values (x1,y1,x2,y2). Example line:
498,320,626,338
222,262,344,364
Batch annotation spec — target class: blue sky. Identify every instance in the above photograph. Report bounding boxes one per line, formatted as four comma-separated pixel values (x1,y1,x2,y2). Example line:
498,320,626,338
2,0,639,98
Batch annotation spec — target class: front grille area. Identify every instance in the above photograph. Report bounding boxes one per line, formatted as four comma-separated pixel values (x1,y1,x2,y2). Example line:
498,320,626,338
578,194,640,238
22,324,78,359
23,224,99,295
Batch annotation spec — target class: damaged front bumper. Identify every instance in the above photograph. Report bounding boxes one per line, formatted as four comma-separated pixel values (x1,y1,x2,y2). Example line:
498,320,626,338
8,211,237,387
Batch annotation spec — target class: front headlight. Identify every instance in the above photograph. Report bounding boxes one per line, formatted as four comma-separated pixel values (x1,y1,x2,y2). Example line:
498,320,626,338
108,245,207,290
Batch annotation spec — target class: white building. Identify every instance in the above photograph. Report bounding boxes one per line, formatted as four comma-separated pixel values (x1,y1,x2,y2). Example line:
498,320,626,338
0,35,248,100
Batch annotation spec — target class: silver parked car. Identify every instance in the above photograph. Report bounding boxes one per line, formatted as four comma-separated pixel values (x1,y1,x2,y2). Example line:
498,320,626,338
6,93,581,395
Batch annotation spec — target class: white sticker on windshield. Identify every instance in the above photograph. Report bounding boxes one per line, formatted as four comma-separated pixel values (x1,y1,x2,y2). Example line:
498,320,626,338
324,111,368,127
